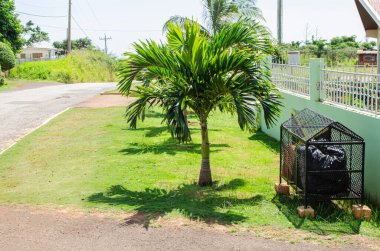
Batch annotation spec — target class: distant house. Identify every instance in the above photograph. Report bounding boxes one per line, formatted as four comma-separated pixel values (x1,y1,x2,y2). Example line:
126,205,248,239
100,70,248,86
355,0,380,69
17,47,58,61
357,50,377,65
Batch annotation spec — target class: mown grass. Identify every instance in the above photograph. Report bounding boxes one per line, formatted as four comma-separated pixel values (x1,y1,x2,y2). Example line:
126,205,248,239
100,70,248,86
0,80,17,91
0,107,379,238
9,50,117,83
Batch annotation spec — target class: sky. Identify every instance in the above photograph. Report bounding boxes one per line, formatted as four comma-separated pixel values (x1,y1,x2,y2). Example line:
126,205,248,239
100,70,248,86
14,0,368,56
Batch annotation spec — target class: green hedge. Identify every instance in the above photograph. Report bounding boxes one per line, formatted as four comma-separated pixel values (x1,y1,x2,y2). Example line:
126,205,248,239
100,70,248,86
10,50,117,83
0,42,16,72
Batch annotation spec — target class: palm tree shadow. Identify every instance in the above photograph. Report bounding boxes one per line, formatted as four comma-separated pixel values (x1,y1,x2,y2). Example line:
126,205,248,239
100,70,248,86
123,126,168,138
271,195,362,235
249,131,280,154
123,126,221,138
119,138,230,156
88,179,263,229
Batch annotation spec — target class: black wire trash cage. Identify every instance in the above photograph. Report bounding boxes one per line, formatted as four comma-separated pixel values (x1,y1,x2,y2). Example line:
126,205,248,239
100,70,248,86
280,108,365,207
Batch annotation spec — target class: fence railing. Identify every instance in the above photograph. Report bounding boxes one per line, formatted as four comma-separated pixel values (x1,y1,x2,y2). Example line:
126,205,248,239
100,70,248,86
321,69,380,116
270,63,310,96
16,56,64,65
269,58,380,117
324,64,378,75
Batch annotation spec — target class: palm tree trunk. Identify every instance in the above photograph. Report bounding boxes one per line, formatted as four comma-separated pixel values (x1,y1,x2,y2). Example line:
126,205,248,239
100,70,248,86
182,109,190,142
198,118,212,186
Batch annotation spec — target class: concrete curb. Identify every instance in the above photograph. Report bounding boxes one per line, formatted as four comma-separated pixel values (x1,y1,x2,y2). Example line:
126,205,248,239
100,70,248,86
0,107,72,156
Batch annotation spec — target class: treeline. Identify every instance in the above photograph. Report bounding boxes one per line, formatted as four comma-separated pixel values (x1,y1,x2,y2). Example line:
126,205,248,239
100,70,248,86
276,36,377,65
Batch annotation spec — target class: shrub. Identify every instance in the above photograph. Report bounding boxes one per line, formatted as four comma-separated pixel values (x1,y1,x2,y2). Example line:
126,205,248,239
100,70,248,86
0,66,4,86
10,50,117,83
0,42,16,72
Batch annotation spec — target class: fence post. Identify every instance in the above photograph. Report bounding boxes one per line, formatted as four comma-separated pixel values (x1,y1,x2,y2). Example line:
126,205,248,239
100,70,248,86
309,58,324,103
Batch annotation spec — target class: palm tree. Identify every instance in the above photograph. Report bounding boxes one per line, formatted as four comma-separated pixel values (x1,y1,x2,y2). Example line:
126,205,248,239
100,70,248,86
163,0,263,35
163,0,264,142
118,20,282,186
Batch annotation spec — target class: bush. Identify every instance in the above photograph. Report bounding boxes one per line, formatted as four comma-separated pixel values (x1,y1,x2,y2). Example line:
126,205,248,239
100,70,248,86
10,50,117,83
0,66,4,86
0,42,16,72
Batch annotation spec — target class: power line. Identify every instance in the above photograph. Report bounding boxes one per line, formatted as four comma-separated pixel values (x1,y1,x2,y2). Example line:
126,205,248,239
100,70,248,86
72,15,90,38
15,1,61,9
39,24,161,33
15,11,66,18
85,0,102,26
72,15,102,49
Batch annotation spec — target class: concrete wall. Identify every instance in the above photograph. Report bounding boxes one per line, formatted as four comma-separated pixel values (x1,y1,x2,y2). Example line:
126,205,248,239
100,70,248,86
261,59,380,206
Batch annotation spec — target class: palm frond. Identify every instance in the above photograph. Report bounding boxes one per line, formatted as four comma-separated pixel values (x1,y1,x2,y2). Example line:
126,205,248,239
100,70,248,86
163,16,210,36
119,20,282,143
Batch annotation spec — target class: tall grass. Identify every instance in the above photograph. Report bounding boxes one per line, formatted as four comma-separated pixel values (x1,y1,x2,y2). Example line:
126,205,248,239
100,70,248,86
10,50,117,83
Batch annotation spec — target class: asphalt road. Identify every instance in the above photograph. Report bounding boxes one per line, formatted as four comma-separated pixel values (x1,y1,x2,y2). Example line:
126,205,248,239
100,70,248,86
0,83,116,153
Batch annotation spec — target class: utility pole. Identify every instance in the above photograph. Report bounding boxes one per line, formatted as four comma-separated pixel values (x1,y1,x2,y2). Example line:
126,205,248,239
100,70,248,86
67,0,72,53
277,0,283,45
99,34,112,55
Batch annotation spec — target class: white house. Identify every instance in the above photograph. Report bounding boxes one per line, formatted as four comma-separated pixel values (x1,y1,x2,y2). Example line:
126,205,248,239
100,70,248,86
17,47,58,61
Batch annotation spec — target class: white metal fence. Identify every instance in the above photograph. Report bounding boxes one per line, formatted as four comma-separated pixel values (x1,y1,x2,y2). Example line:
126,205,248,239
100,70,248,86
270,63,310,96
270,60,380,117
321,69,380,116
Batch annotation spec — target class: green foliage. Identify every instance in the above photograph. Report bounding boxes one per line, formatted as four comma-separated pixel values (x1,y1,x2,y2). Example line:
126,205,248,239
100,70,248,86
276,35,376,65
10,50,117,83
329,35,359,49
0,42,16,71
22,21,50,47
164,0,263,35
119,20,280,185
0,67,4,86
53,38,94,55
119,20,280,142
0,0,23,53
361,41,377,51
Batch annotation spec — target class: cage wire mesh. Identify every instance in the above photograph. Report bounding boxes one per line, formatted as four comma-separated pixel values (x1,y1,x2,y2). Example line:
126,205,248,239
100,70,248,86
280,108,365,206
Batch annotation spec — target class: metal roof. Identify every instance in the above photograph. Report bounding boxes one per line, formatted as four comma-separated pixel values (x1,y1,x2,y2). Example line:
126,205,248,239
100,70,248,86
357,49,377,54
368,0,380,16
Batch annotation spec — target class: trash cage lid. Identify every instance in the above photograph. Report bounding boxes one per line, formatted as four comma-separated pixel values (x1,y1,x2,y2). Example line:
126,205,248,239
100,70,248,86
282,109,364,142
282,108,334,141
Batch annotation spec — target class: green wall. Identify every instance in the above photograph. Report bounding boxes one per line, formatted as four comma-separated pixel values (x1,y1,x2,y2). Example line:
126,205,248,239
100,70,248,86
261,59,380,206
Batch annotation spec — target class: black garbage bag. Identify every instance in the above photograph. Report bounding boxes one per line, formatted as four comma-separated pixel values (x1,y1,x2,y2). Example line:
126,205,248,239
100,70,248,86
296,145,350,195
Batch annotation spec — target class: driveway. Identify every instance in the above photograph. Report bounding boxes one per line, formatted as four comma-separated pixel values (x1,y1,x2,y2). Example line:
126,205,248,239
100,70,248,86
0,83,116,153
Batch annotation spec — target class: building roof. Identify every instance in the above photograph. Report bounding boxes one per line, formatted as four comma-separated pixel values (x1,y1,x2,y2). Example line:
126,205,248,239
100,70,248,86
355,0,380,37
22,47,57,51
368,0,380,15
357,50,377,54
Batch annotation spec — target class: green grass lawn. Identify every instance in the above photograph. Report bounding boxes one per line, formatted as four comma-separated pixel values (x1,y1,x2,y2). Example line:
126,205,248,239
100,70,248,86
0,107,379,239
0,80,18,91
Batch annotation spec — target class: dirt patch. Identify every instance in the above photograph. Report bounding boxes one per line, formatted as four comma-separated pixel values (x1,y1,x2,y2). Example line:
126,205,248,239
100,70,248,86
13,81,60,90
0,205,378,250
76,94,136,108
0,205,333,251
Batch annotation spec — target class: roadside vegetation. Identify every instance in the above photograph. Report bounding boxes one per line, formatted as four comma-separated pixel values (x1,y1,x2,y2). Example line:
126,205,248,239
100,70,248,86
0,79,18,91
10,50,117,83
0,42,16,86
275,35,376,65
0,107,379,243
